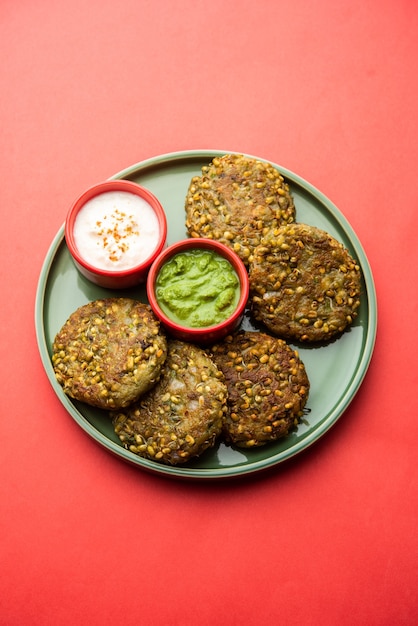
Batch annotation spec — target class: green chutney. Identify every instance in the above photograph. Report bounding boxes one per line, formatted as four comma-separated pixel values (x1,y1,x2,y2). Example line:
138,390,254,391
155,248,241,328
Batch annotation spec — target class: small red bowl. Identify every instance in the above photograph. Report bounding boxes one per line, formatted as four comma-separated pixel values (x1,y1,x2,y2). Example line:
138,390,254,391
65,180,167,289
147,238,249,345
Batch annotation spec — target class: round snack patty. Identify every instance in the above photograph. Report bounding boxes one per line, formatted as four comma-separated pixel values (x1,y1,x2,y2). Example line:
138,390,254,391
249,223,362,342
112,340,227,465
52,298,167,410
185,154,296,265
210,331,309,448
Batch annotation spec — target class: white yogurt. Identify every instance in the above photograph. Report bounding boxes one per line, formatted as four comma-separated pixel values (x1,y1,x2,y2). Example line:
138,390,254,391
73,191,160,271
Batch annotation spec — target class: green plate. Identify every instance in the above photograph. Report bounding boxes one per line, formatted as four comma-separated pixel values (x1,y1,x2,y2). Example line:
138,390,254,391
35,150,377,480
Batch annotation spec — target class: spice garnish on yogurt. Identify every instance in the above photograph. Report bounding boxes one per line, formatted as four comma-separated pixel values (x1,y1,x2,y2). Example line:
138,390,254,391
73,190,160,271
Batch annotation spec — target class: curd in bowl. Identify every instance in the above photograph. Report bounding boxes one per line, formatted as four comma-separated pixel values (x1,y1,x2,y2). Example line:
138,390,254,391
65,180,167,289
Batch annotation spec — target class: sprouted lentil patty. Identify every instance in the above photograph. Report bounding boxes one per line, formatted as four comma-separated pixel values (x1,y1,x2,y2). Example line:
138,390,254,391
185,154,296,265
249,223,362,342
52,298,167,410
112,340,227,465
210,331,309,448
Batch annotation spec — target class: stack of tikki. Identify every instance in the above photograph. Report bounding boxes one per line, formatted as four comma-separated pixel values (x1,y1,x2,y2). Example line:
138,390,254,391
52,300,227,465
184,153,362,450
185,153,362,345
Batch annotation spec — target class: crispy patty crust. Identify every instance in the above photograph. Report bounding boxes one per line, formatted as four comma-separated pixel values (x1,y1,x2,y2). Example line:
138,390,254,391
249,223,362,342
52,298,167,410
185,154,296,265
210,331,309,448
112,340,227,465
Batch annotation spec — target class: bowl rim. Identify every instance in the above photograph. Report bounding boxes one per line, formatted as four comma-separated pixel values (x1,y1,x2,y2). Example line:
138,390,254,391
64,179,167,278
146,237,250,336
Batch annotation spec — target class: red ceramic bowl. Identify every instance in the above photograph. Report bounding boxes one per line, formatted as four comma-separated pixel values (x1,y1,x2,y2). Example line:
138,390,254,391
65,180,167,289
147,238,249,344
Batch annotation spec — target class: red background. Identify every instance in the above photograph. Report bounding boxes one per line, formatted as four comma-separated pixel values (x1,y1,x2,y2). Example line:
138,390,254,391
1,1,417,624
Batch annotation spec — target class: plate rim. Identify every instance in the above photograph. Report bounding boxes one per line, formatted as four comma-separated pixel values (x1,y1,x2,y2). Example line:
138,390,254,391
35,149,378,480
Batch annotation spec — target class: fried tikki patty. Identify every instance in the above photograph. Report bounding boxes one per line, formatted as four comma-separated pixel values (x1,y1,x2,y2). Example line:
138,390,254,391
52,298,167,410
185,154,296,265
210,331,309,448
112,340,227,465
249,224,362,342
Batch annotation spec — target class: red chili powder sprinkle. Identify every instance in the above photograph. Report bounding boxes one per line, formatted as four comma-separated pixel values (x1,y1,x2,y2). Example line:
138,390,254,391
95,209,140,262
